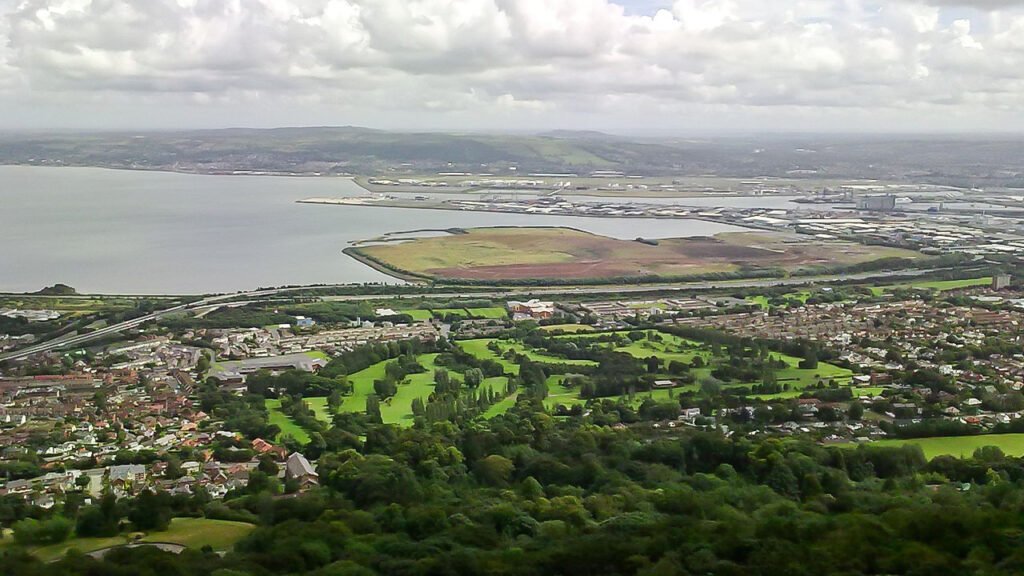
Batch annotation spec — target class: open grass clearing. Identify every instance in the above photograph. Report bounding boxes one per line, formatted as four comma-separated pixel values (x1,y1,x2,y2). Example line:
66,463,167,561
540,324,597,333
870,277,991,295
265,398,311,444
483,392,520,419
21,518,254,562
401,309,435,321
851,433,1024,460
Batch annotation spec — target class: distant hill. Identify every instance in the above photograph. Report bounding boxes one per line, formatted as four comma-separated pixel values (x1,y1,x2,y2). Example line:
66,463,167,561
35,284,77,296
0,127,1022,185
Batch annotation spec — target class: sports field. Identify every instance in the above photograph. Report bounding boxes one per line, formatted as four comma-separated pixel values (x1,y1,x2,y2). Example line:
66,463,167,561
354,227,921,281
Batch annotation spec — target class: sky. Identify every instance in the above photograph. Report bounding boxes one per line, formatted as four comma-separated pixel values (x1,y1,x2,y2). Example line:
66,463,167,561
1,0,1024,133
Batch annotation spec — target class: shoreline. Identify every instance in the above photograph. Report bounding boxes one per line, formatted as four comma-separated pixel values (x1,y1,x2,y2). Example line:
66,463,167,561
296,196,778,233
341,247,431,283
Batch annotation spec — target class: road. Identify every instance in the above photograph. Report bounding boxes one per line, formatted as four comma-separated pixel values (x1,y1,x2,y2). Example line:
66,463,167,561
0,267,940,363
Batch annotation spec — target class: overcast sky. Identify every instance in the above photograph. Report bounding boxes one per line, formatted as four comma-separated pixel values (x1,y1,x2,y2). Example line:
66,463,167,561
2,0,1024,133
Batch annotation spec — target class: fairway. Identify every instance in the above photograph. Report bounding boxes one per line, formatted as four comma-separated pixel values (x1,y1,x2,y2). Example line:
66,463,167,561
863,434,1024,460
337,354,444,425
353,227,922,281
266,398,311,443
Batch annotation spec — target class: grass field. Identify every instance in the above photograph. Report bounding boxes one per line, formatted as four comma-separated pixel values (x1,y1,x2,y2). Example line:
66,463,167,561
483,392,520,418
544,329,852,404
466,307,508,319
540,324,596,333
746,291,812,309
22,518,254,562
400,307,506,320
265,398,311,443
457,339,521,374
853,434,1024,460
337,355,436,425
402,309,435,321
355,227,922,281
870,277,991,295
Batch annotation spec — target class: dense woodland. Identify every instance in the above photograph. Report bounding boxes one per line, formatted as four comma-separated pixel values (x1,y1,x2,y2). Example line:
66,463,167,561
6,397,1024,575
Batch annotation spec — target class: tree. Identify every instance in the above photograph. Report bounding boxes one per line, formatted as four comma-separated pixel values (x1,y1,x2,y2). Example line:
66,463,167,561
128,490,172,531
464,368,484,389
366,395,383,424
799,348,818,370
474,455,515,486
13,517,72,545
327,388,343,412
848,402,865,421
700,377,723,397
196,351,211,375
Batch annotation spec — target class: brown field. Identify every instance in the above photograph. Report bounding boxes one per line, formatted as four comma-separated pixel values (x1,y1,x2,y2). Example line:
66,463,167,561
354,227,922,281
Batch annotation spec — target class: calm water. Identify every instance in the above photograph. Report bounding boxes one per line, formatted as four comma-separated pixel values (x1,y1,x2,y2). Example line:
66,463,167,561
0,166,751,294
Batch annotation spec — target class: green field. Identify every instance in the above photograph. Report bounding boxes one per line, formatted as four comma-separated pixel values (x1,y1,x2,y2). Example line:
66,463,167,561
746,291,812,309
22,518,254,562
337,354,440,425
457,339,521,374
460,338,597,367
483,392,520,419
265,398,311,443
540,324,596,333
861,434,1024,460
465,307,508,319
431,308,471,318
871,277,991,295
545,329,852,404
402,309,435,321
400,307,506,321
304,397,332,421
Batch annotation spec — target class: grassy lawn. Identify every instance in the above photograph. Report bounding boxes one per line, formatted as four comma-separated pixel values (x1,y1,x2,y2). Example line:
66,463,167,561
746,291,810,309
457,339,521,375
854,434,1024,460
29,535,128,562
431,308,471,319
338,353,444,425
23,518,255,562
466,307,508,319
483,392,520,419
872,277,991,295
502,341,598,367
304,397,332,422
540,324,596,333
265,398,311,444
774,353,853,388
747,295,771,309
402,309,435,321
140,518,255,549
304,350,329,361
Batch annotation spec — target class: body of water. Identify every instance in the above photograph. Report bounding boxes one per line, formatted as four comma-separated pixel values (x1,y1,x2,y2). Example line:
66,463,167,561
1,166,751,294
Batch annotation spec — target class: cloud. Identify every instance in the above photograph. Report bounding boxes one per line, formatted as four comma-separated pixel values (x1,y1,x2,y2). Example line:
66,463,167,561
2,0,1024,130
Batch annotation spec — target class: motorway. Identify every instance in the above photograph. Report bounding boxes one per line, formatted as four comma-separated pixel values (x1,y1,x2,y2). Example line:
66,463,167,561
0,267,940,363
